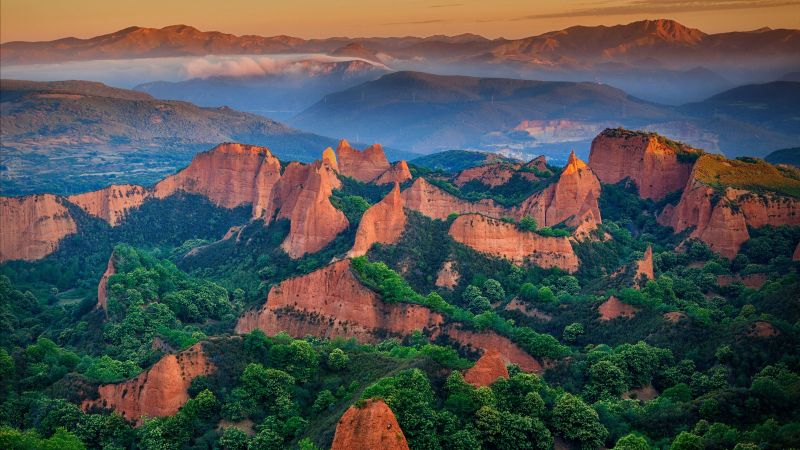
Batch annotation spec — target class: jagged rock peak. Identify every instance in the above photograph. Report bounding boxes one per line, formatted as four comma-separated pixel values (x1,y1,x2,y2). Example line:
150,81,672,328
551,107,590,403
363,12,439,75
331,399,409,450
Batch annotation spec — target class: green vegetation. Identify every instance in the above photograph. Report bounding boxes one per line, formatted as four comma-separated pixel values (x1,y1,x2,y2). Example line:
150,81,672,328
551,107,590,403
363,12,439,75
693,154,800,199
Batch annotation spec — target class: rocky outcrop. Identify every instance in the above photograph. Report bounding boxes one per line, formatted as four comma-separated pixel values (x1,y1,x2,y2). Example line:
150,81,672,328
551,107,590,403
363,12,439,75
463,350,509,387
331,399,409,450
82,343,213,424
598,296,639,321
401,177,508,220
374,161,413,185
435,260,460,289
236,260,542,372
275,161,348,258
514,151,602,233
154,143,282,217
449,214,579,272
68,184,150,225
659,182,800,259
322,147,339,172
635,245,655,285
794,242,800,261
454,157,547,188
588,128,697,200
504,299,553,321
349,183,406,257
336,140,391,182
0,194,77,262
97,252,116,314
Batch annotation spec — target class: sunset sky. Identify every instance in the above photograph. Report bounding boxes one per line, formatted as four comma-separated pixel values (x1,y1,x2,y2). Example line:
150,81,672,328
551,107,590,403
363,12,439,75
2,0,799,42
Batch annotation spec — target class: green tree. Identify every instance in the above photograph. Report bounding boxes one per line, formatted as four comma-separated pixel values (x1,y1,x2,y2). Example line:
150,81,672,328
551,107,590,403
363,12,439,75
586,360,627,400
482,279,505,303
537,286,556,303
563,323,585,343
519,216,538,231
312,390,336,413
327,348,349,371
670,431,703,450
218,427,249,450
613,433,649,450
552,393,608,450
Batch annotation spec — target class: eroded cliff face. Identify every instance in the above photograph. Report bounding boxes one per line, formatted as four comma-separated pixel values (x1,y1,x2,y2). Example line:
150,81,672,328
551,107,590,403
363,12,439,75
455,163,520,187
349,183,406,257
97,252,116,314
0,194,77,262
449,214,579,272
588,129,696,200
235,260,542,372
794,242,800,261
335,140,391,182
514,152,602,234
401,177,508,220
331,399,409,450
68,184,150,225
82,343,213,424
598,296,639,321
659,181,800,258
274,160,349,258
154,143,282,215
374,160,413,185
435,260,460,289
463,350,509,387
635,245,655,285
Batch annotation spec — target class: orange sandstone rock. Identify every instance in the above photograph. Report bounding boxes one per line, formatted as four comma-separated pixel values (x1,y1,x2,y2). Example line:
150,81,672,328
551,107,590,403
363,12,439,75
634,245,655,284
401,177,508,220
463,350,510,387
514,151,602,233
275,161,348,258
82,343,213,424
68,184,150,225
598,296,639,321
435,260,460,289
349,183,406,257
331,399,409,450
0,194,77,262
97,252,116,314
236,260,543,372
374,160,413,185
336,140,391,182
794,242,800,261
322,147,339,172
154,143,281,216
588,129,696,200
449,214,579,272
455,163,520,187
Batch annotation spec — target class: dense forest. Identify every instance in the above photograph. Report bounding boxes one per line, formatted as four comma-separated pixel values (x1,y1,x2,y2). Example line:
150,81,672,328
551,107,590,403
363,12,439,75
1,157,799,450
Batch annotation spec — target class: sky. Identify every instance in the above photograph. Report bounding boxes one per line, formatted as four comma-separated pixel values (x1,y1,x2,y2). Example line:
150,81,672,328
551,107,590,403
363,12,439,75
2,0,800,42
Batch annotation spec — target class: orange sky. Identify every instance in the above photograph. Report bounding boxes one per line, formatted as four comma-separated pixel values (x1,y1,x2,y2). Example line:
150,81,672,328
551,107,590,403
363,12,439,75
2,0,799,42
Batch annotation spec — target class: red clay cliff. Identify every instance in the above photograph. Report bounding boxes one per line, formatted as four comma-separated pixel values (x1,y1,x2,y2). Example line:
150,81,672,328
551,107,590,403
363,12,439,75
331,399,409,450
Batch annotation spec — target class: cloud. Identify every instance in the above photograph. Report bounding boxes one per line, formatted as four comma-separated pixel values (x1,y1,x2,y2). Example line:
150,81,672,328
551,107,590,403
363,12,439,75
512,0,800,20
381,19,447,25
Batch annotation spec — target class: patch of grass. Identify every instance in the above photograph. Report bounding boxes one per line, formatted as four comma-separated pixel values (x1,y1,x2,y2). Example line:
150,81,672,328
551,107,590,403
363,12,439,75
692,154,800,199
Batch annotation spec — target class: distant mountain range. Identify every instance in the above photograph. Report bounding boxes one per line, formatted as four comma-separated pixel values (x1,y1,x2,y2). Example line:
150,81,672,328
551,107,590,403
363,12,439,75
135,59,388,120
3,19,798,104
289,71,800,157
0,79,414,195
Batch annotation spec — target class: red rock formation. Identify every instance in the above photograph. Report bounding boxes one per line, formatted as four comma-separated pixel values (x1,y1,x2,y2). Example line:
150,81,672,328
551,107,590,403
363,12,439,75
274,161,348,258
82,343,213,424
236,260,542,372
322,147,339,172
435,260,460,289
449,214,579,272
97,252,116,314
455,163,520,187
794,242,800,261
504,299,553,321
749,321,779,338
588,128,697,200
463,350,509,387
0,194,77,262
598,296,639,321
68,184,150,225
515,151,602,233
659,180,800,259
401,177,508,220
374,161,413,185
622,384,659,401
716,273,768,289
349,183,406,257
634,245,655,284
335,140,391,182
331,399,409,450
663,311,687,323
154,143,282,216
